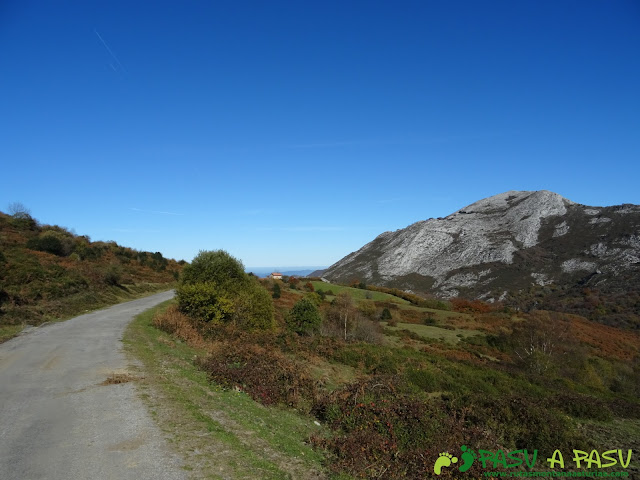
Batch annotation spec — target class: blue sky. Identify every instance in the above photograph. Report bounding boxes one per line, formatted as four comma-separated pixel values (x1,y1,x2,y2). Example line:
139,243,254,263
1,1,639,266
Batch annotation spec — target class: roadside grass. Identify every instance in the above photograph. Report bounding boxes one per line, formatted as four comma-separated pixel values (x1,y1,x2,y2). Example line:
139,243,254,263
123,300,328,480
0,324,24,343
0,283,174,343
381,321,483,344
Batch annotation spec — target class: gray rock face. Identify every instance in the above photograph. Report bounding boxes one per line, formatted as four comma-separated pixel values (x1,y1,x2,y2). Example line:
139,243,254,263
323,190,640,299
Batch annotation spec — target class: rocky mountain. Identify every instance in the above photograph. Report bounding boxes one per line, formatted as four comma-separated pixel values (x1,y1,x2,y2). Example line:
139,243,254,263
323,190,640,302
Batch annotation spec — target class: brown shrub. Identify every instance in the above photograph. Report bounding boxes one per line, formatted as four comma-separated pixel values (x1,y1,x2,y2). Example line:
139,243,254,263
153,305,208,349
196,339,318,408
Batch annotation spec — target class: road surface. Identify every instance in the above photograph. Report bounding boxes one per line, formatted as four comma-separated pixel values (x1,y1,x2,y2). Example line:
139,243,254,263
0,291,187,480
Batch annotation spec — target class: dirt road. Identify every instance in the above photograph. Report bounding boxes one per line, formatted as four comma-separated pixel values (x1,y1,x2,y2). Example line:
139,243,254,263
0,291,187,480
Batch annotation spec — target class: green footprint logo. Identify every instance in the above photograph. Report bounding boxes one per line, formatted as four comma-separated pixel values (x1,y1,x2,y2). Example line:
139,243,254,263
433,452,458,475
459,445,476,473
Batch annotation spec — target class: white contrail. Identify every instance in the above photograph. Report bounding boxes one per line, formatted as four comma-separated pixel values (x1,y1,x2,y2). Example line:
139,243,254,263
94,29,126,72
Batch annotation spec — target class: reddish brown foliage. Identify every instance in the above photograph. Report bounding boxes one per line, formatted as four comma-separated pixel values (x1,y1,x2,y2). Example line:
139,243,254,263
197,339,318,407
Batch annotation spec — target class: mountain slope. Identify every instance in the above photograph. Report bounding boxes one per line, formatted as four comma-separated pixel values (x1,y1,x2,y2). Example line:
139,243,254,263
323,190,640,302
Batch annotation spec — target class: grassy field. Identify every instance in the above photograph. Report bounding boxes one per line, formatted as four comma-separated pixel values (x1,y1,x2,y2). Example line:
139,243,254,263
381,321,483,344
309,281,409,304
123,301,329,480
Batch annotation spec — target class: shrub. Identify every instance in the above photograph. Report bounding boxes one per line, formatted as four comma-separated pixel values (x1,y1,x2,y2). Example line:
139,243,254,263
272,282,281,299
357,301,376,319
176,282,235,325
232,281,276,331
177,280,275,332
197,340,317,407
351,318,383,344
287,298,322,335
181,250,246,287
380,308,392,321
102,264,122,285
27,231,65,256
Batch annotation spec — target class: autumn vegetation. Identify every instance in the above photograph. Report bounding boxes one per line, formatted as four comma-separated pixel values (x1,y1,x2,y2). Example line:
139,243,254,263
151,262,640,478
0,205,181,335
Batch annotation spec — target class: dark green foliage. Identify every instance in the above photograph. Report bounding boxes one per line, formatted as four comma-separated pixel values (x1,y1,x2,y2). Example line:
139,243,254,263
102,265,122,286
272,282,281,299
233,281,276,331
287,298,322,335
380,308,392,320
177,250,275,331
181,250,246,287
27,232,65,256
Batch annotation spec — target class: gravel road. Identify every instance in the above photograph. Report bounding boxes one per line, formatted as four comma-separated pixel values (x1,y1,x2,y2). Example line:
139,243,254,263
0,291,187,480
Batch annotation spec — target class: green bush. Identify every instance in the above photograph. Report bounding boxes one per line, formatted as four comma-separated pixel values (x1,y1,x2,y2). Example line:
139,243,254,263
176,282,235,325
27,231,65,256
232,281,276,331
181,250,246,287
287,298,322,335
102,264,122,285
381,308,392,320
176,250,275,332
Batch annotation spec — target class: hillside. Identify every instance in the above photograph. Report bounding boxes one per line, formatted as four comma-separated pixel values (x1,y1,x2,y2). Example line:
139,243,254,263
323,190,640,327
141,271,640,479
0,210,182,338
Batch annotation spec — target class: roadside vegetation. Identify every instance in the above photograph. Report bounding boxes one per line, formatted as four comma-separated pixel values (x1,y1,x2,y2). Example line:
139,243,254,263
0,204,182,341
136,250,640,479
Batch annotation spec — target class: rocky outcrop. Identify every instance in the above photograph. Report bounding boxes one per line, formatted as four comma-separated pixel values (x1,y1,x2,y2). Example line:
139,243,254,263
323,191,640,299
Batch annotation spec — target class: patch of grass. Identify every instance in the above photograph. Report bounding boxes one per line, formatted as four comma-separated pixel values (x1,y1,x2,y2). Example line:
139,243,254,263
0,324,24,342
381,321,483,344
310,282,409,304
124,301,327,480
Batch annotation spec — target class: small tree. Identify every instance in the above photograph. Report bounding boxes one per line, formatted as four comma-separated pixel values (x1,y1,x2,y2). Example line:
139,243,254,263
381,308,392,321
272,282,281,299
335,292,355,341
287,298,322,335
8,201,31,219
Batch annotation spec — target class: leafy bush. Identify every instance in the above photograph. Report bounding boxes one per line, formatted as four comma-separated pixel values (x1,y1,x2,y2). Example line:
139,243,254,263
232,281,276,331
287,297,322,335
176,250,275,332
380,308,392,320
102,264,122,285
176,282,235,325
272,282,281,298
27,231,65,256
181,250,246,287
177,279,274,332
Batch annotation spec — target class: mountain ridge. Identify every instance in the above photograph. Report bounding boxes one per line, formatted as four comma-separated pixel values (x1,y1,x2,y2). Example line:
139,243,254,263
323,190,640,305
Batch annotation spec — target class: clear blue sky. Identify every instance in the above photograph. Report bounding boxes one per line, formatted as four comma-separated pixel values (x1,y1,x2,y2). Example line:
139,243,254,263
2,1,639,266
